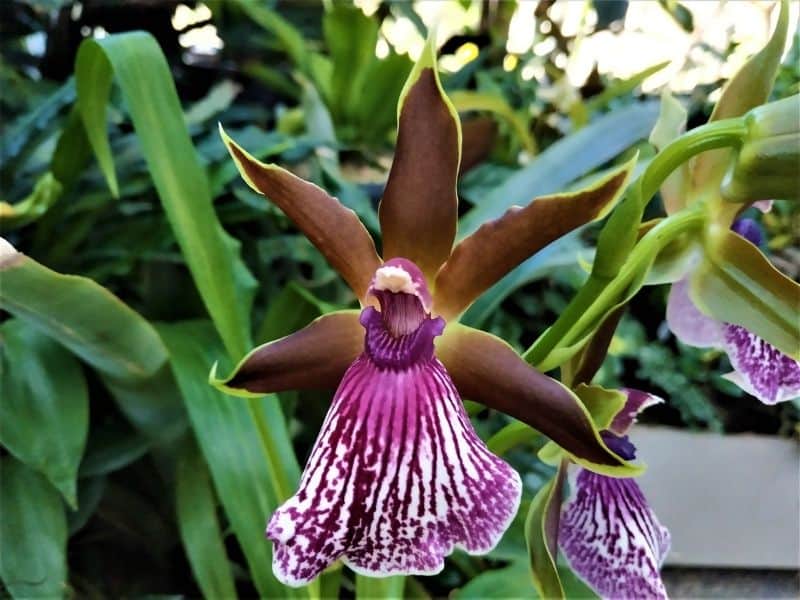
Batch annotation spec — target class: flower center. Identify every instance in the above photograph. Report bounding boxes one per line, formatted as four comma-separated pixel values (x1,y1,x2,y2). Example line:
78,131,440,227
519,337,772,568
361,258,443,369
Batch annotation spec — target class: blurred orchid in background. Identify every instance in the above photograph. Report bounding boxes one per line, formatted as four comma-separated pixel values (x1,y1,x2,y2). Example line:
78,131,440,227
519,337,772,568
212,38,642,585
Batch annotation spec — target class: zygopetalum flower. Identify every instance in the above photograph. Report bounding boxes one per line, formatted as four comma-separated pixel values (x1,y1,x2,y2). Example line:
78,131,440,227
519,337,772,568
531,387,669,600
667,217,800,404
213,40,639,586
559,390,670,599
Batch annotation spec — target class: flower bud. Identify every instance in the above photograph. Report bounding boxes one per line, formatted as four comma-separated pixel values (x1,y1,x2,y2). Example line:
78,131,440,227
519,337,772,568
722,94,800,203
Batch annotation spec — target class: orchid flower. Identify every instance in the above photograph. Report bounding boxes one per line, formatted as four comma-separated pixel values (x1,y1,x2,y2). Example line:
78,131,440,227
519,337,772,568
528,378,669,599
559,389,670,600
211,40,640,586
667,216,800,404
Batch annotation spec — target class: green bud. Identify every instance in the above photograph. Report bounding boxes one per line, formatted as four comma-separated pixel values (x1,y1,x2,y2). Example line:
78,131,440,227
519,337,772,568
722,94,800,203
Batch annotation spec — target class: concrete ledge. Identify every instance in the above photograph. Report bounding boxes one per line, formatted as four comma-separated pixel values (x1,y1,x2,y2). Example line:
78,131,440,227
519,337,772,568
630,426,799,569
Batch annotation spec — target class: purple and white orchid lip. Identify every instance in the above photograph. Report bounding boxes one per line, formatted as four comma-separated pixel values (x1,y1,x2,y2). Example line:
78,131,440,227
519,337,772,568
267,258,522,586
559,389,670,600
666,218,800,405
560,470,670,600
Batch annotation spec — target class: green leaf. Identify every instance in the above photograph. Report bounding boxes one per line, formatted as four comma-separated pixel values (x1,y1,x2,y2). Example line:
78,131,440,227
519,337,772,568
486,421,540,456
0,320,88,508
585,61,671,114
234,0,309,70
691,227,800,358
255,281,328,345
158,321,305,599
323,4,379,123
75,32,256,359
0,243,167,380
176,438,238,600
450,89,536,154
78,424,150,478
455,561,536,599
458,102,659,237
525,464,567,600
356,574,405,600
0,457,68,599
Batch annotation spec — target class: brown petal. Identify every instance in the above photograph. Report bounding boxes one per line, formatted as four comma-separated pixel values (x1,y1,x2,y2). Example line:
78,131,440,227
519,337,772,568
379,39,461,281
434,159,633,320
436,324,628,470
210,310,363,396
220,125,381,302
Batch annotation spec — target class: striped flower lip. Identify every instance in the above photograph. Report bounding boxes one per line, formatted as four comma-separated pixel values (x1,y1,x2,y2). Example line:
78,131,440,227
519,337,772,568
560,389,670,600
667,218,800,404
267,258,522,586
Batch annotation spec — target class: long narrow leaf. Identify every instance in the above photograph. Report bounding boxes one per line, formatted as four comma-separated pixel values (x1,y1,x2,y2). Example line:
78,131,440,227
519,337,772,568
158,321,305,599
75,32,256,359
176,438,238,600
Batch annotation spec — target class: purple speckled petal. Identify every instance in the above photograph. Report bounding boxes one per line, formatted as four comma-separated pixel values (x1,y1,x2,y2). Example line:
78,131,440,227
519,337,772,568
722,324,800,405
267,262,521,586
609,389,663,436
560,469,670,600
666,278,723,348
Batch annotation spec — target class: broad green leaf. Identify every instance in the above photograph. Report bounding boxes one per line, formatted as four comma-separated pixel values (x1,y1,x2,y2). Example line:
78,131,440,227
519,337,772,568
525,464,567,600
75,32,256,359
0,457,68,599
0,320,88,508
176,438,238,600
158,321,305,599
458,102,660,237
691,227,800,358
0,242,166,380
450,89,536,153
356,574,405,600
455,561,536,599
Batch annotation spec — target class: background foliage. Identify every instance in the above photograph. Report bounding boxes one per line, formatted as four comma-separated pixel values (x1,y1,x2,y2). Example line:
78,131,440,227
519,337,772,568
1,0,798,597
